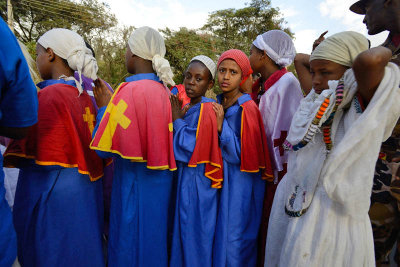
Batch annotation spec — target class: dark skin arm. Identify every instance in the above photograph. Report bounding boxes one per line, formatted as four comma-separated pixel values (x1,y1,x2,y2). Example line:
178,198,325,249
212,102,224,133
93,78,113,108
294,53,312,95
353,46,392,104
294,31,328,95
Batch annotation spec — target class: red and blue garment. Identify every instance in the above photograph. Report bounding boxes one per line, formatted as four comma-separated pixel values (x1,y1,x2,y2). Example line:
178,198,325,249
75,71,114,237
4,79,105,266
213,93,273,267
170,97,223,267
0,18,38,266
91,73,176,267
256,69,304,266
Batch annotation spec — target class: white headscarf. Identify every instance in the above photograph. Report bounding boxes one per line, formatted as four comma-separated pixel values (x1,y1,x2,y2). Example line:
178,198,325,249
253,30,296,68
127,26,175,86
38,28,98,93
310,31,370,67
190,55,217,79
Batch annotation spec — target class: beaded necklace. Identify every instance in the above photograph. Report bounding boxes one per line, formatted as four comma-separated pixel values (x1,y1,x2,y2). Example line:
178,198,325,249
284,79,344,152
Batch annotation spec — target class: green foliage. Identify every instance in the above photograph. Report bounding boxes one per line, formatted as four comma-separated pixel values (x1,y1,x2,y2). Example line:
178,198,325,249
162,27,219,85
202,0,293,53
0,0,117,42
1,0,294,90
92,25,135,88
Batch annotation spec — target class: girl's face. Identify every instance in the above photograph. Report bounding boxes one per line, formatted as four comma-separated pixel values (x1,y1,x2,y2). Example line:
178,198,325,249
183,61,213,103
35,44,52,80
217,59,242,94
310,59,348,94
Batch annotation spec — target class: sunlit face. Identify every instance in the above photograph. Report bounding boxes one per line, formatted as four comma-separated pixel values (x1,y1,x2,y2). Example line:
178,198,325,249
35,44,51,80
217,59,242,94
363,0,388,35
309,59,348,94
249,44,264,74
183,61,213,103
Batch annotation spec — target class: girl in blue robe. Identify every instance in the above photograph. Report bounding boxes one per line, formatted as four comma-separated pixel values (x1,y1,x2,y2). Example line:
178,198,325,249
91,27,177,267
4,29,105,266
169,55,219,267
212,50,272,267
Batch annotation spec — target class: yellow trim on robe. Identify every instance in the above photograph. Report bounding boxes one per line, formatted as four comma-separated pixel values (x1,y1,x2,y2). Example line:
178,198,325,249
90,82,176,171
195,103,204,139
3,152,103,181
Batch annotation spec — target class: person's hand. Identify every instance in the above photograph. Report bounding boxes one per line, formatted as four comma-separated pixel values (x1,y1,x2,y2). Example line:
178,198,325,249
170,95,188,121
93,78,113,108
212,102,224,133
312,31,328,51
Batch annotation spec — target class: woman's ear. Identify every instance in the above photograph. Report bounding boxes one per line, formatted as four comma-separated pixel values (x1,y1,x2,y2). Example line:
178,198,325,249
208,79,215,90
47,48,56,62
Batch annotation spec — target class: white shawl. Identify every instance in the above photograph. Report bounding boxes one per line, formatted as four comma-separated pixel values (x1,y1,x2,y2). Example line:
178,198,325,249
284,63,400,219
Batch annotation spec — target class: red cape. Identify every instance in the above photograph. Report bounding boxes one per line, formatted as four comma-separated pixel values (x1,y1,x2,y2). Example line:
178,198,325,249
240,100,274,181
91,80,176,171
172,84,190,108
188,102,223,188
4,84,105,181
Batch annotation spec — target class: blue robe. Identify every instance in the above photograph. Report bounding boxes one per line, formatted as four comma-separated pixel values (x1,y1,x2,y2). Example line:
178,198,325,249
12,79,104,267
93,73,174,267
170,97,219,267
0,18,38,266
213,94,266,267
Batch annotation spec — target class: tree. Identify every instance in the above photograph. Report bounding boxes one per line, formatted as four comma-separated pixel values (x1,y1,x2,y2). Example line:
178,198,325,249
92,25,135,88
202,0,293,53
161,27,219,85
0,0,116,42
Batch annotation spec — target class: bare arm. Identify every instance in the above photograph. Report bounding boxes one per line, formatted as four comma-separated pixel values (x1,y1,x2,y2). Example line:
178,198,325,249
353,46,392,104
294,53,312,95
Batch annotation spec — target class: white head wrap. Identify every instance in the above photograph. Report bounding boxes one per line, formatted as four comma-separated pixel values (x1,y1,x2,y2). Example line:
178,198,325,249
310,31,370,67
127,26,175,86
37,28,98,93
190,55,217,80
253,30,296,67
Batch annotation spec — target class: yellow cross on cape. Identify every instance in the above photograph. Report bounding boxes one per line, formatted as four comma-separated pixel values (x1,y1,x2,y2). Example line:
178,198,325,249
97,99,132,149
83,107,95,134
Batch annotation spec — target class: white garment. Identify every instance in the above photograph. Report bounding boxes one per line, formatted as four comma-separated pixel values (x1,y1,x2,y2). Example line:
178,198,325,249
253,30,296,67
265,63,400,267
310,31,369,68
190,55,217,79
1,145,18,210
38,28,98,93
259,72,303,180
127,26,175,86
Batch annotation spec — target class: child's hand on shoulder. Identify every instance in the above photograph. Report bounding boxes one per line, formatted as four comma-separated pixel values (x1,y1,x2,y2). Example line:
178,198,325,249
212,102,224,133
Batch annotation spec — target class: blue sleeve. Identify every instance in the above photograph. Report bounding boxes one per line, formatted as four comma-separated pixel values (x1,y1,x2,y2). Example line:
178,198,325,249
92,106,113,158
0,19,38,127
171,87,178,95
173,118,197,163
219,119,241,164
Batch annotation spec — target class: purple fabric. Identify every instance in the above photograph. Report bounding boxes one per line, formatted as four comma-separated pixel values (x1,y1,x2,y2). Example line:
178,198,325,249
74,72,114,236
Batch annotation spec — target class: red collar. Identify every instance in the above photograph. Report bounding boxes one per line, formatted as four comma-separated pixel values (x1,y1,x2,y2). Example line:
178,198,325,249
392,34,400,47
264,68,288,93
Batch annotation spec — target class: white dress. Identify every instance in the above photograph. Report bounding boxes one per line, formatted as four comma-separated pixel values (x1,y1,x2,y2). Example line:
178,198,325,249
259,72,303,179
265,64,400,267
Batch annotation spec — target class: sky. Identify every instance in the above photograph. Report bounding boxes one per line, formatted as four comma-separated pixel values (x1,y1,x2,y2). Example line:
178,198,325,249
104,0,388,54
